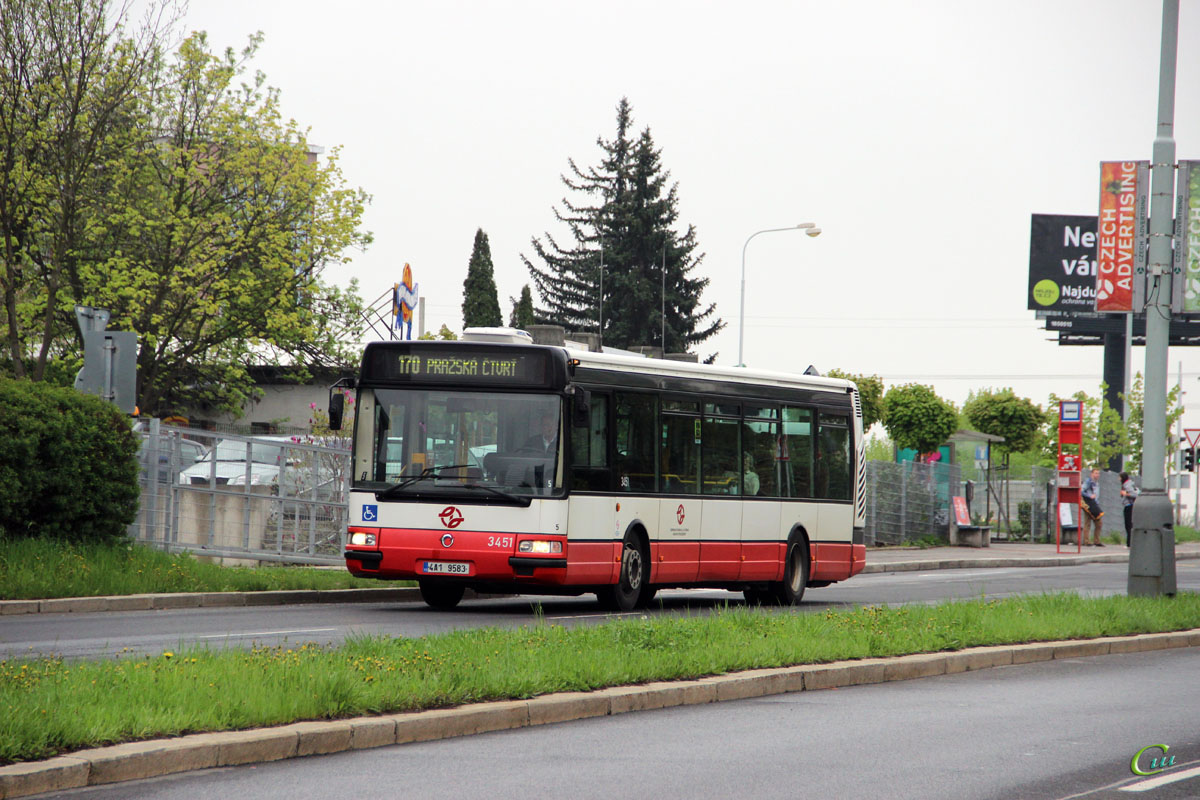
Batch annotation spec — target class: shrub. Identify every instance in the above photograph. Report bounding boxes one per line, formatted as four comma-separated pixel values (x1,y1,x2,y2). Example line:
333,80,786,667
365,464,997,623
0,378,139,542
1016,500,1032,537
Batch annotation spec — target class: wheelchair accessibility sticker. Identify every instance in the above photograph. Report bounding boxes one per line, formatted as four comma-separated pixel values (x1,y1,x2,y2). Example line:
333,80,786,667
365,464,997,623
361,504,378,522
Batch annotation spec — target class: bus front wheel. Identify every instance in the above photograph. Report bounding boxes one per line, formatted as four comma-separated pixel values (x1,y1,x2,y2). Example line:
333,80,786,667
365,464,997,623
598,533,648,612
419,580,466,610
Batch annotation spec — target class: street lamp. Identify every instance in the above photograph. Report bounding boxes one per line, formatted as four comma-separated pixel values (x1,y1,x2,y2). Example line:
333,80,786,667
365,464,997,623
738,222,821,367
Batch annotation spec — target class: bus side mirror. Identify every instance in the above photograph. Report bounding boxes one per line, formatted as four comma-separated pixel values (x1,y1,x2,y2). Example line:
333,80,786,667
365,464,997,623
571,388,590,428
328,392,345,431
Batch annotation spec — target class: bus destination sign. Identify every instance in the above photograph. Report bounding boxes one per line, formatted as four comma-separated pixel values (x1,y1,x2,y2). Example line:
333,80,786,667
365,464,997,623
366,348,550,386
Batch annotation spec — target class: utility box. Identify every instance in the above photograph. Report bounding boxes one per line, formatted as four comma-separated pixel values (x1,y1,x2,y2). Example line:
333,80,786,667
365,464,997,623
1129,528,1177,594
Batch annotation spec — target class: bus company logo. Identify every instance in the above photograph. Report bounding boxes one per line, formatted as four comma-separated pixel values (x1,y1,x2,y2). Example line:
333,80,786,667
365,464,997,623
439,506,464,529
676,504,686,524
1131,744,1176,776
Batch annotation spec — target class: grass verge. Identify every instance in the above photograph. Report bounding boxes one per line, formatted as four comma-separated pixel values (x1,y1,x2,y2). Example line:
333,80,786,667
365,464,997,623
3,591,1199,764
0,538,387,600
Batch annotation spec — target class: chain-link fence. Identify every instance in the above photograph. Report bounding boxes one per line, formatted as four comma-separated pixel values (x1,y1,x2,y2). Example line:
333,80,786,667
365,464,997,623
865,460,1134,546
130,419,350,565
864,460,962,546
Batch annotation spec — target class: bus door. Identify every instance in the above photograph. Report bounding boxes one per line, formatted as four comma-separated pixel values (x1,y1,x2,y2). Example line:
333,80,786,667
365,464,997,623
654,397,699,582
697,402,740,581
740,406,782,581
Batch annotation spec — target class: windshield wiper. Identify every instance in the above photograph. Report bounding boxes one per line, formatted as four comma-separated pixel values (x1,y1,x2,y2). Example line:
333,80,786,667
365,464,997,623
375,465,476,499
458,482,532,507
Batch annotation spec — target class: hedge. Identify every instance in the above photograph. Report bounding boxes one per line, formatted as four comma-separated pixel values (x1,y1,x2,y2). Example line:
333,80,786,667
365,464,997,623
0,378,139,542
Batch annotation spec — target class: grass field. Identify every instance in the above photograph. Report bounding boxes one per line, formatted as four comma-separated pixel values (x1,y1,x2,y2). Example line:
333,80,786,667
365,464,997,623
0,538,387,600
2,591,1199,765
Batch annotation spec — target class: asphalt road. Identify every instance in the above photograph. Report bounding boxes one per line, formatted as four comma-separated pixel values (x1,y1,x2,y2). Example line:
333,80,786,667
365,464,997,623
4,561,1198,661
38,647,1200,800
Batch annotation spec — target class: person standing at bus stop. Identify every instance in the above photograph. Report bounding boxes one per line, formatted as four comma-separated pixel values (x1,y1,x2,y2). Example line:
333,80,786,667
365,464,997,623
1120,471,1139,547
1081,467,1104,546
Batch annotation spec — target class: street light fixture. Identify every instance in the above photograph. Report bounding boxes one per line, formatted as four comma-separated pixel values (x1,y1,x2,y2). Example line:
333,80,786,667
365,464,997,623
737,222,821,367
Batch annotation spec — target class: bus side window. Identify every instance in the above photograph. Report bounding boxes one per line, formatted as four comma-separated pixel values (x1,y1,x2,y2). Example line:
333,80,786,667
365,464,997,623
818,412,851,500
660,411,700,494
570,393,610,491
614,392,657,492
743,405,779,497
782,407,813,498
701,408,740,495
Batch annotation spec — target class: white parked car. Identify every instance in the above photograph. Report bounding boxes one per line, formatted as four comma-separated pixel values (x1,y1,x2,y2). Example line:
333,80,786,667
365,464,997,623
179,435,340,500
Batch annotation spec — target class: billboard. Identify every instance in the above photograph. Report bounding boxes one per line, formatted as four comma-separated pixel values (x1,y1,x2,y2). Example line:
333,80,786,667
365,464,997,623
1028,214,1098,312
1094,161,1147,312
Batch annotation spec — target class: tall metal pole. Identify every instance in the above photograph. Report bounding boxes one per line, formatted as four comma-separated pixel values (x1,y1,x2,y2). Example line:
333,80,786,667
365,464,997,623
737,223,820,367
1130,0,1179,597
598,239,604,338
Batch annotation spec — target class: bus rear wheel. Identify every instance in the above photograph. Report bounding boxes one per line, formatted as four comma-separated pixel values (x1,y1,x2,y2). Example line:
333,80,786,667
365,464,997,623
419,580,466,610
767,537,808,606
598,533,648,612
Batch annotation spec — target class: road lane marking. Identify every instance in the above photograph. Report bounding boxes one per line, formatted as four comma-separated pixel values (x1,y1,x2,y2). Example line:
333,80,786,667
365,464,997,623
197,628,337,639
1120,764,1200,792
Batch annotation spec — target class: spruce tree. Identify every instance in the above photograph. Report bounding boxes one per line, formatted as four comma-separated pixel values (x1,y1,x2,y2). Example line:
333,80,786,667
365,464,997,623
522,98,722,354
509,284,535,329
462,228,502,328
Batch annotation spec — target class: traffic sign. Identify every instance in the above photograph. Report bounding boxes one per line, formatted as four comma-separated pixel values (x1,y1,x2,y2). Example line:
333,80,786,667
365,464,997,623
1186,428,1200,450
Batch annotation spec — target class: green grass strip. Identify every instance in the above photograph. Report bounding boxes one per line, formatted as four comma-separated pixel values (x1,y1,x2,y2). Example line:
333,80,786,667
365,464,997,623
3,591,1199,764
0,538,386,600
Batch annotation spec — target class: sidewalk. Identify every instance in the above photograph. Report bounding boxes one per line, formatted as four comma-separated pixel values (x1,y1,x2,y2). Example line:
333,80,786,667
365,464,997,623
864,539,1200,573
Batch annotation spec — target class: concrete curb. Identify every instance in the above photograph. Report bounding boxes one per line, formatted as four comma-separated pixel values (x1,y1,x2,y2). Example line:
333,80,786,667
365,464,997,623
0,588,424,616
2,628,1198,799
6,550,1193,616
861,549,1200,574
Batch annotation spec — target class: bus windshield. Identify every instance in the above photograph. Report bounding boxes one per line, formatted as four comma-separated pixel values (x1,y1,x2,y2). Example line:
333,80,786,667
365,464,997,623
353,388,564,498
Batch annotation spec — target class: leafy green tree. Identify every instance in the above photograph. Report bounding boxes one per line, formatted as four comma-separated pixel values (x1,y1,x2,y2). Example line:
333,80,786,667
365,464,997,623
882,383,958,457
1,13,372,416
509,284,535,329
0,0,176,381
962,389,1045,456
461,228,501,328
419,324,458,341
523,98,721,355
827,369,885,432
864,433,893,462
1122,372,1183,475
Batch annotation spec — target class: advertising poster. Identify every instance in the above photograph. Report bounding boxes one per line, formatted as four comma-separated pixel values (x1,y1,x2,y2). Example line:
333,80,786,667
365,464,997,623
1182,162,1200,313
1095,161,1142,312
1028,214,1098,311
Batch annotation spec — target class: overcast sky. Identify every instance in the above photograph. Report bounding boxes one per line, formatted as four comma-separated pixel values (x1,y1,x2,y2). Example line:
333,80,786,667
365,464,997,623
176,0,1200,438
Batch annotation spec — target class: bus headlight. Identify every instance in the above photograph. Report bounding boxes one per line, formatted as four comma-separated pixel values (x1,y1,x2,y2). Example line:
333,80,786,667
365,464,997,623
518,540,562,554
349,532,377,546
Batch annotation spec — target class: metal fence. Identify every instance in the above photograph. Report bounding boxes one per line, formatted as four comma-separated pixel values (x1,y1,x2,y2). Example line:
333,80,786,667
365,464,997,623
864,460,962,546
129,420,350,565
864,461,1133,546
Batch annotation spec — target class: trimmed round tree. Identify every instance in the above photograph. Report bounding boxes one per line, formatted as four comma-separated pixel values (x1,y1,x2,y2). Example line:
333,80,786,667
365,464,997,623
882,383,958,457
962,389,1045,457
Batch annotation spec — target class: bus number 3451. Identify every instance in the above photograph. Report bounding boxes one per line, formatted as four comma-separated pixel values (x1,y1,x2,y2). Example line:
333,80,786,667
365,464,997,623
487,536,514,548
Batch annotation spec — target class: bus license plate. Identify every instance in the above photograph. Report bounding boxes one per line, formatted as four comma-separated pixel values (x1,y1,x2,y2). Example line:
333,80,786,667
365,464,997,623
422,561,470,575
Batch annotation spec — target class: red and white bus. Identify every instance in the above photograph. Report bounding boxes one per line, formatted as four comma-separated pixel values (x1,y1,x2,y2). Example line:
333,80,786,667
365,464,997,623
334,330,865,610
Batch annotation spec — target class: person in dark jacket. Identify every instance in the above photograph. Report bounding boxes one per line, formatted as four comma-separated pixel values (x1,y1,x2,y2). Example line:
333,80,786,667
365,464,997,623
1081,468,1104,546
1120,471,1139,547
